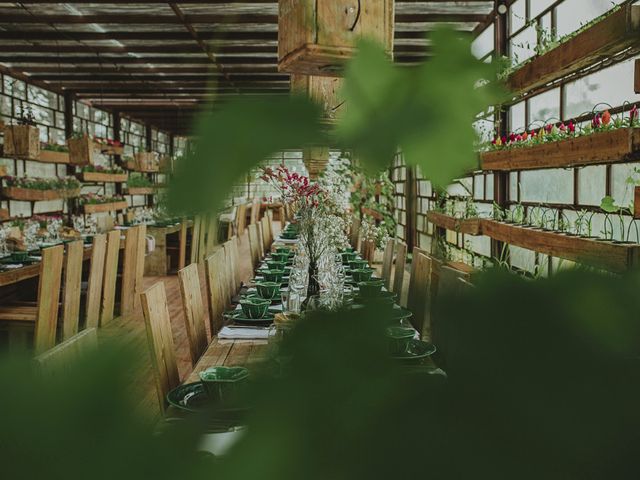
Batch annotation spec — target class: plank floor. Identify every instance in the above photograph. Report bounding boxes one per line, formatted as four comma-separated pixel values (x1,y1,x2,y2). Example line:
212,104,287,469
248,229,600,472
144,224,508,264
98,225,412,421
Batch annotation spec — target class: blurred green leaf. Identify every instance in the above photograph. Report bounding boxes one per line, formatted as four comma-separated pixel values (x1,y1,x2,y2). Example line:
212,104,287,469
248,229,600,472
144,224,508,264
167,95,324,215
600,195,619,213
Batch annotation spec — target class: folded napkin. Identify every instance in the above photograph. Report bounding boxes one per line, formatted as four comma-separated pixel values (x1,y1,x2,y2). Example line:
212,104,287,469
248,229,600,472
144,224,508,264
218,326,269,340
2,263,23,269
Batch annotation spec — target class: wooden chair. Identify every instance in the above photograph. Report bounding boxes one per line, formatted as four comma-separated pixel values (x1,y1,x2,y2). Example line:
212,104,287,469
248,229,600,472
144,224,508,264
190,216,202,265
85,234,106,329
381,238,395,289
260,216,271,253
204,249,227,335
236,203,248,234
0,244,64,354
350,216,361,249
247,223,261,270
265,210,274,247
178,264,209,366
228,235,243,290
205,212,217,256
35,328,98,377
61,240,84,341
100,230,121,326
178,221,188,271
249,197,261,225
134,224,147,309
223,239,239,303
120,226,142,317
406,252,432,338
256,221,266,260
140,282,180,413
392,241,407,299
196,215,208,263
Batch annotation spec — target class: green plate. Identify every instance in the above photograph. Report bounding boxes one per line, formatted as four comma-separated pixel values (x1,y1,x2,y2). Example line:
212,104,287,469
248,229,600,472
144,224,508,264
0,256,40,266
392,339,436,361
224,309,276,324
353,290,397,303
166,382,250,418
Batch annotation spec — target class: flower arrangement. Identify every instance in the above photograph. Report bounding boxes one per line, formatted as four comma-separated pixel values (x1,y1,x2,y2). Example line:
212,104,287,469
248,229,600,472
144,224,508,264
69,132,123,148
260,166,326,213
4,175,80,192
79,193,125,205
486,106,639,152
127,174,154,188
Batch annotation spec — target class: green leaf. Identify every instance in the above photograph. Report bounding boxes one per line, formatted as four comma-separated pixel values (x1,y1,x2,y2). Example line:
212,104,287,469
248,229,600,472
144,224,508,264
167,95,324,215
600,195,620,213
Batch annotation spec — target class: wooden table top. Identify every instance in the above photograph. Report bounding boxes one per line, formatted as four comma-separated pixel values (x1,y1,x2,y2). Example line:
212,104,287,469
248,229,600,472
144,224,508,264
183,337,270,384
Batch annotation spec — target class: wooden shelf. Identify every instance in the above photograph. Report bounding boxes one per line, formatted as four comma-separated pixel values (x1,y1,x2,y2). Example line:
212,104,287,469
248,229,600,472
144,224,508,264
507,5,640,97
0,166,6,177
635,187,640,219
2,186,80,202
480,128,640,171
427,211,483,235
123,160,159,173
82,201,128,214
482,219,640,273
38,150,70,164
77,171,128,183
0,208,8,221
125,187,156,195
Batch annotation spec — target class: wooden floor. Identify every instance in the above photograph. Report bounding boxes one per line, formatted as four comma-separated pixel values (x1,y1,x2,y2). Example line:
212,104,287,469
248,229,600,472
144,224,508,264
98,225,411,420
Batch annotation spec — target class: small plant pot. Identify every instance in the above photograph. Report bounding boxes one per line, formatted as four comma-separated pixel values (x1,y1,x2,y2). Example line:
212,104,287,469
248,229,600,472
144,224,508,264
358,280,384,297
386,326,415,355
349,259,369,271
255,281,281,300
199,366,249,401
262,269,285,283
266,260,286,271
351,268,374,283
270,252,289,263
240,298,271,319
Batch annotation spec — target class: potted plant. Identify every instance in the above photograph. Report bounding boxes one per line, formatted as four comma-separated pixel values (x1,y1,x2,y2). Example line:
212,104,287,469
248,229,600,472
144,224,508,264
3,105,40,159
2,175,81,201
79,193,128,214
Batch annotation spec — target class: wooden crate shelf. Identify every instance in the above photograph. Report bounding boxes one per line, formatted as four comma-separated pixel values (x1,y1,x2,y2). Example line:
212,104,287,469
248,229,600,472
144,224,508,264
1,186,80,202
427,211,483,235
38,150,70,164
480,128,640,171
125,187,156,195
635,187,640,219
0,166,6,177
124,159,159,173
482,219,640,273
68,137,124,165
78,171,128,183
82,201,128,214
0,208,8,221
507,4,640,97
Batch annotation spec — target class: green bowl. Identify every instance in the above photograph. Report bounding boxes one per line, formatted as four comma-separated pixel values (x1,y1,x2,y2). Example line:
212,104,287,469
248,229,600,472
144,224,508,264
270,252,289,263
340,247,355,253
266,260,286,271
386,326,415,355
255,281,280,300
199,366,249,400
280,232,298,240
262,269,285,283
341,251,357,264
355,290,397,305
349,259,369,271
351,268,374,283
240,298,271,318
275,247,291,254
358,280,384,297
9,251,28,262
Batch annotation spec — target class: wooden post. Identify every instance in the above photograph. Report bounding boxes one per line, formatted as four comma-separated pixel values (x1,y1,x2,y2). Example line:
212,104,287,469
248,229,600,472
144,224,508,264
635,59,640,94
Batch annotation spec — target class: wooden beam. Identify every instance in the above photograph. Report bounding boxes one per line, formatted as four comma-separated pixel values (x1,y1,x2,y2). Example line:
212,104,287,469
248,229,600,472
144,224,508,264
0,45,276,54
31,74,288,82
635,59,640,94
0,56,276,64
19,66,279,74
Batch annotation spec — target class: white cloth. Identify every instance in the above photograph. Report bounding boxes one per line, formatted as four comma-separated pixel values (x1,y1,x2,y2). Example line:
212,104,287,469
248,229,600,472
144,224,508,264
218,326,270,340
146,235,156,254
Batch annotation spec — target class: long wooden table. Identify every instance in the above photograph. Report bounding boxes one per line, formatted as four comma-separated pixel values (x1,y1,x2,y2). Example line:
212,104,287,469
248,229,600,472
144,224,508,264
145,221,192,276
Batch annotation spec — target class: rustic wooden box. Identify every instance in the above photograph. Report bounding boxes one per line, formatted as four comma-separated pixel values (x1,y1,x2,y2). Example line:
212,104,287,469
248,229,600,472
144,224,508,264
635,187,640,219
2,187,80,202
480,128,640,171
133,152,159,172
3,125,40,158
427,212,483,236
303,146,329,179
38,150,70,164
68,136,95,166
78,171,128,183
482,219,640,273
278,0,394,76
126,187,155,195
291,74,346,121
83,201,128,214
508,5,640,97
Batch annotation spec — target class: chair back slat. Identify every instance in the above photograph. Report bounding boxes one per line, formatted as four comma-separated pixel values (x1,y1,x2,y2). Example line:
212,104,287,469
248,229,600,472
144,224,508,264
178,221,188,271
85,234,106,329
100,230,121,326
61,240,84,341
392,242,407,298
236,203,248,234
206,213,217,255
197,215,208,263
141,282,180,413
256,221,266,259
381,238,395,289
223,240,237,303
190,216,202,265
260,216,270,253
35,328,98,376
406,252,432,337
34,245,64,355
178,264,209,365
247,224,260,269
204,250,227,335
250,198,261,225
134,224,147,310
120,226,140,316
230,235,243,290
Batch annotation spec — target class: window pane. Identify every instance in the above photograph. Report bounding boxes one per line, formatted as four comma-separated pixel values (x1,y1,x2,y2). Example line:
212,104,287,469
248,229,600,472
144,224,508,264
472,24,494,59
509,0,526,33
529,88,560,124
556,0,626,38
510,26,536,64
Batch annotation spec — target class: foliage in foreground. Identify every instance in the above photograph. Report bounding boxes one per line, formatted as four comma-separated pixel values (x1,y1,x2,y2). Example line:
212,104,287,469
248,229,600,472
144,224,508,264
1,269,640,479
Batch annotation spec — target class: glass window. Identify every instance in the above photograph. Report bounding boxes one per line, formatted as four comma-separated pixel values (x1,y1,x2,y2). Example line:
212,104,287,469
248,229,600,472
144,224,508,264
520,169,573,204
472,24,494,60
556,0,625,38
577,165,606,207
510,26,537,64
530,0,556,19
509,0,526,34
528,87,560,124
509,101,526,132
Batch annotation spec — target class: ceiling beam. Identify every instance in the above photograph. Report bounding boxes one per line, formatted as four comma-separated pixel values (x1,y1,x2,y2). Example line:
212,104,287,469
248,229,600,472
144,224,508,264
17,66,279,73
30,74,289,82
1,13,486,24
0,45,275,54
0,56,276,64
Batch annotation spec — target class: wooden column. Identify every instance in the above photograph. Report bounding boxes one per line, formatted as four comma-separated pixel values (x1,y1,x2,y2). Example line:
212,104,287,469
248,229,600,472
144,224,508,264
112,111,123,196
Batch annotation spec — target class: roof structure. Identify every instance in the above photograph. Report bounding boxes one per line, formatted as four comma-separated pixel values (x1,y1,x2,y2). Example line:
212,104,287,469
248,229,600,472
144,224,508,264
0,1,495,134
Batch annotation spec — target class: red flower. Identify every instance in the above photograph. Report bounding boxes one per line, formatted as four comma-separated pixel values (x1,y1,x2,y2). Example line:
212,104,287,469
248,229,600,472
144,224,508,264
602,110,611,125
568,121,576,133
592,114,602,129
544,124,553,133
630,105,638,122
